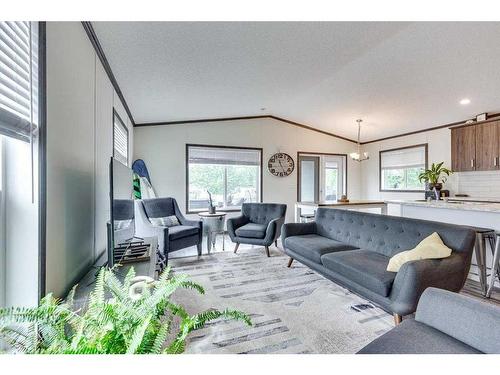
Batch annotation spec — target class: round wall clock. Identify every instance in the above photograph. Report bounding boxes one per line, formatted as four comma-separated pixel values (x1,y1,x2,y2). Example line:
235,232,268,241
268,153,294,177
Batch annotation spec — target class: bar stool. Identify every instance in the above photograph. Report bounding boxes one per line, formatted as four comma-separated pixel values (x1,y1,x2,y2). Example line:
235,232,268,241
487,232,500,298
468,227,496,296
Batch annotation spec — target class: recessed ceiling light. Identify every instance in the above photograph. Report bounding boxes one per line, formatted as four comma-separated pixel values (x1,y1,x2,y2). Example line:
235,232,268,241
460,98,471,105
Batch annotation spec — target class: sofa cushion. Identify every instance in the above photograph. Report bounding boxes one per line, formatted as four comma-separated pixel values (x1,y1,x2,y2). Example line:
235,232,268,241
168,225,199,241
358,318,480,354
235,223,267,239
285,234,358,264
321,249,395,297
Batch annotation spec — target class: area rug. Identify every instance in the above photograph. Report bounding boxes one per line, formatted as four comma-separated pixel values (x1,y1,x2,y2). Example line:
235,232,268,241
169,247,394,354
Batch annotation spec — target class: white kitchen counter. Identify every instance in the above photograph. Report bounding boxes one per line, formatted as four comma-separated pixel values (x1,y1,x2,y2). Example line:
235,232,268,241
386,199,500,213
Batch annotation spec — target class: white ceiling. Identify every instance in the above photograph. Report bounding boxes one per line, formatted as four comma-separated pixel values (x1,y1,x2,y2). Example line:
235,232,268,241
93,22,500,142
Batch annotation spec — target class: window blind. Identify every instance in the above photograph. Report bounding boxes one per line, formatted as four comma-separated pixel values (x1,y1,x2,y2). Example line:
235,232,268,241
380,145,426,169
113,113,128,166
188,146,261,166
0,21,37,142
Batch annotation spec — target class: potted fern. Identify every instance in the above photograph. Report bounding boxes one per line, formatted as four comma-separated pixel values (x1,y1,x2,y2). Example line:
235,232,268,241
418,162,452,199
0,267,251,354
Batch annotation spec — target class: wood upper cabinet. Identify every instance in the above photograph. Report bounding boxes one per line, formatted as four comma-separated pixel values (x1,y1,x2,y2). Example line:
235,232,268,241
475,121,499,170
451,125,476,171
451,120,500,172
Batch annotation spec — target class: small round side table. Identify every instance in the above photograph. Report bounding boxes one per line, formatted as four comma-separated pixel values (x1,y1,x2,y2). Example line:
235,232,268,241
198,212,227,254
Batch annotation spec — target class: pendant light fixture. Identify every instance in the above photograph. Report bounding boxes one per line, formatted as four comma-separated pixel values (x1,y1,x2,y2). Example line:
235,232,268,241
349,119,369,162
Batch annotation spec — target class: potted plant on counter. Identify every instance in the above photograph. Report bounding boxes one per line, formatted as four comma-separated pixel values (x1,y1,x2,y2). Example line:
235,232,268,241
418,162,453,199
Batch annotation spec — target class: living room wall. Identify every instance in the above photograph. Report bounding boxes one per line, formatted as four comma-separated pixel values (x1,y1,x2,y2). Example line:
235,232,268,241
45,22,134,298
133,117,361,223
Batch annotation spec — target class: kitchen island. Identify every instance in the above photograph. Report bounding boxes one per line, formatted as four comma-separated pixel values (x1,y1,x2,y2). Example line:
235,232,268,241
387,199,500,294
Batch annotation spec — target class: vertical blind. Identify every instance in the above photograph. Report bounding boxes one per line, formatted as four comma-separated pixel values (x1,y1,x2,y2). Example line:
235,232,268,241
0,21,37,142
113,112,129,166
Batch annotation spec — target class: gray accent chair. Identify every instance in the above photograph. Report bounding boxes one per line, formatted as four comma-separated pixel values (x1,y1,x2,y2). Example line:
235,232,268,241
134,198,203,263
358,287,500,354
227,203,287,257
282,208,476,322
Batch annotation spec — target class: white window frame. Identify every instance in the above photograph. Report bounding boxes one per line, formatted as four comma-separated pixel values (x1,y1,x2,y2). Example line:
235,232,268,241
379,143,428,192
186,144,262,213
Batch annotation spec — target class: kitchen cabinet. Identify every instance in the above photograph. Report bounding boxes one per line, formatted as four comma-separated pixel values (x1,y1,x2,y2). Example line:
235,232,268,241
451,120,500,171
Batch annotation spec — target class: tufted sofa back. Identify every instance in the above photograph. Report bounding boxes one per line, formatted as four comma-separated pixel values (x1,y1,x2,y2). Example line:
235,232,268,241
242,203,287,226
315,208,475,257
142,197,177,218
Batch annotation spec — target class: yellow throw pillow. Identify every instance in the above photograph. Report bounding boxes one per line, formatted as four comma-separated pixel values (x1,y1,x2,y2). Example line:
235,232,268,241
386,232,452,273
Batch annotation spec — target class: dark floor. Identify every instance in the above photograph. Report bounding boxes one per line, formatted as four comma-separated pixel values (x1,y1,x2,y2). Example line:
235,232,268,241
462,279,500,305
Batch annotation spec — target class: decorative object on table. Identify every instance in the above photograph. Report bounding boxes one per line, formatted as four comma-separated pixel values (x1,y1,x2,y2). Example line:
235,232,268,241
337,194,349,203
349,119,369,162
0,267,251,354
134,198,203,264
268,152,294,177
418,162,452,200
227,203,287,257
198,211,227,253
207,190,216,214
476,112,487,122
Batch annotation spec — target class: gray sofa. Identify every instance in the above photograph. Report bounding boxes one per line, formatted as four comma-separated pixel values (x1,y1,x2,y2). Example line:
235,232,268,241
282,208,476,320
227,203,286,257
358,287,500,354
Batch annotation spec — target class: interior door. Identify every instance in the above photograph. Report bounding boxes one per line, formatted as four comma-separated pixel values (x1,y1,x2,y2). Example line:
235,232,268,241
298,155,320,202
475,121,499,171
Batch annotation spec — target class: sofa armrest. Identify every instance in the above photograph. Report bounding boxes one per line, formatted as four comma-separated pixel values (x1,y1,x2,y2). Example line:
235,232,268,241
227,215,249,240
389,253,468,316
415,287,500,353
281,222,317,244
263,217,285,244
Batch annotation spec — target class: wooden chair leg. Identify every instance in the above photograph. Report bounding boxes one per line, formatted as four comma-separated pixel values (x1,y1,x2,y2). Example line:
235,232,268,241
233,243,239,254
196,243,202,256
393,313,402,326
287,257,294,268
265,246,270,257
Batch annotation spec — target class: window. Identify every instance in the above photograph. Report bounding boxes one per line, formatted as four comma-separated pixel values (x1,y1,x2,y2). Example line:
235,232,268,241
186,144,262,212
0,21,38,142
380,144,428,192
113,110,128,166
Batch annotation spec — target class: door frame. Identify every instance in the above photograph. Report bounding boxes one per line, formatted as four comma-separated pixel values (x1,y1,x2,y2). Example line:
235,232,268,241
296,151,348,202
297,155,320,202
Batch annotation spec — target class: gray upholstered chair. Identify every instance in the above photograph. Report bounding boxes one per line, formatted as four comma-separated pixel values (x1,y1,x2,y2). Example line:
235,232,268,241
358,287,500,354
134,197,202,263
227,203,287,257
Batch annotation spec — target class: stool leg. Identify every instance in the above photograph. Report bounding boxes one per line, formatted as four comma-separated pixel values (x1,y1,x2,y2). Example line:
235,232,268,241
488,235,500,281
487,237,500,298
475,234,488,296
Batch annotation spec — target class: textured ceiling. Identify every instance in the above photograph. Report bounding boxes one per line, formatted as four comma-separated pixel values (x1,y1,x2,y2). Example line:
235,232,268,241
93,22,500,142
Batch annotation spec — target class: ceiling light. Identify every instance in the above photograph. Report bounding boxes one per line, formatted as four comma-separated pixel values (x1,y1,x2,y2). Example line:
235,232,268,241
350,119,369,162
460,98,471,105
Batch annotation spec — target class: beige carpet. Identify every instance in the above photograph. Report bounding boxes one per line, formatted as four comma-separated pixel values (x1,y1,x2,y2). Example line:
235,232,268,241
170,246,394,354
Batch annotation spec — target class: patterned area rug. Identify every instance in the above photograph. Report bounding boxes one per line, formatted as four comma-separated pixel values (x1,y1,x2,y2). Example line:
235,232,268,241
169,247,393,354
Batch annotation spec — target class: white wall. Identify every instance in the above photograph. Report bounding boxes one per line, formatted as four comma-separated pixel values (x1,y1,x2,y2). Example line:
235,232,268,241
133,117,360,223
46,22,133,298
